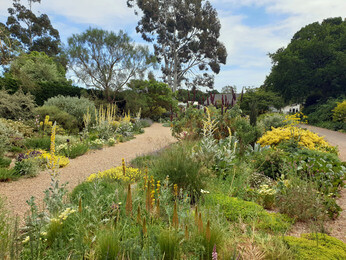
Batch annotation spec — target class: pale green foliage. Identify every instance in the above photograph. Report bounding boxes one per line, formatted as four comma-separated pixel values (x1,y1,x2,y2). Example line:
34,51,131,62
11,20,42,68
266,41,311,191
0,88,36,119
44,95,96,129
9,51,65,90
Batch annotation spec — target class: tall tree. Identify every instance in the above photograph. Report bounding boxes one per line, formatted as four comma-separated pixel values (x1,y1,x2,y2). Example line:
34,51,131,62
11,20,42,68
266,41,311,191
66,28,155,99
6,0,61,57
127,0,227,92
0,22,19,66
264,17,346,103
9,51,66,90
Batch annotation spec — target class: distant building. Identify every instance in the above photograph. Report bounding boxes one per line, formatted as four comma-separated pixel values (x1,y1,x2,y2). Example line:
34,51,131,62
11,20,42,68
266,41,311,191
281,103,302,114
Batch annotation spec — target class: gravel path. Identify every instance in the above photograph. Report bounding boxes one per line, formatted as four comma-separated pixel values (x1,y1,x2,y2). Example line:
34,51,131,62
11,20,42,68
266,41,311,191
291,124,346,242
300,124,346,161
0,123,176,220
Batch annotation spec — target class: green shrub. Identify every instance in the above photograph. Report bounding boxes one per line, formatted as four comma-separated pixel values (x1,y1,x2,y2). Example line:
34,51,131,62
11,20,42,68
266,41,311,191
0,118,34,137
209,194,292,232
25,136,51,151
13,159,39,177
44,95,96,129
258,113,288,132
303,97,346,131
276,177,325,221
232,117,262,154
0,119,18,156
58,142,89,159
285,233,346,260
0,168,17,182
35,105,79,133
290,148,345,196
139,118,153,128
253,149,288,179
332,100,346,122
0,88,36,120
151,142,206,199
0,157,11,168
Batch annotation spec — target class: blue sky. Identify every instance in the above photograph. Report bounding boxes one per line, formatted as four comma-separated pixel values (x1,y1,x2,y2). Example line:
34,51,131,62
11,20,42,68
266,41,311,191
1,0,345,92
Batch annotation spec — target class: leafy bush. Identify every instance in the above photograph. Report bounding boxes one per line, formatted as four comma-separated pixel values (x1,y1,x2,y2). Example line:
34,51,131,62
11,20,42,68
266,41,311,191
0,118,34,137
58,142,89,159
0,168,17,182
0,157,11,168
0,88,36,120
35,105,79,133
332,100,346,123
303,97,346,131
13,159,39,177
44,95,96,129
151,142,206,199
253,149,288,179
25,136,51,151
209,194,292,232
291,149,345,195
285,233,346,260
0,119,22,156
139,118,153,128
258,113,288,132
276,177,325,221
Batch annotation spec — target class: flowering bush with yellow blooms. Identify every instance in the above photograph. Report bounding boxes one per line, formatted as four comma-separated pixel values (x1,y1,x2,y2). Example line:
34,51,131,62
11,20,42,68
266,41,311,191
38,152,70,168
283,111,308,126
332,100,346,123
258,125,335,153
86,166,141,183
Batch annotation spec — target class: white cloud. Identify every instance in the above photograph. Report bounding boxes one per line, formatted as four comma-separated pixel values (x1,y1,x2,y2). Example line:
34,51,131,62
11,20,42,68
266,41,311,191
37,0,136,27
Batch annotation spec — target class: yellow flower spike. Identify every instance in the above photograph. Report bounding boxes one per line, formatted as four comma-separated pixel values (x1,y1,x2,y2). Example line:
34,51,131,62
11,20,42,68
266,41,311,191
174,184,178,196
122,158,126,176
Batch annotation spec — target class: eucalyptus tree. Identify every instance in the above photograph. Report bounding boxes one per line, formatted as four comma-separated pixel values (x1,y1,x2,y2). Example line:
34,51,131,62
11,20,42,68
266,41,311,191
127,0,227,92
66,28,155,99
6,0,61,57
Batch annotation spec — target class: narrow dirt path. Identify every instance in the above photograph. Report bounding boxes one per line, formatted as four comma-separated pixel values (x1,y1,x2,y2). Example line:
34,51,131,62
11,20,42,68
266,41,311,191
0,123,177,220
290,124,346,242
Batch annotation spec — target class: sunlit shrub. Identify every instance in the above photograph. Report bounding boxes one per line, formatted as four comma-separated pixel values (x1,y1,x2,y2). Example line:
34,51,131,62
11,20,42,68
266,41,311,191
86,166,141,183
258,126,335,153
285,233,346,260
332,100,346,122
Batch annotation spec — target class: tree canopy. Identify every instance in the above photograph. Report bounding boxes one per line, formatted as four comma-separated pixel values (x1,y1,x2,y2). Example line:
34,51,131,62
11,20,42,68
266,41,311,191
264,17,346,103
5,0,61,57
240,88,284,115
125,79,176,119
66,28,155,99
127,0,227,92
9,51,66,90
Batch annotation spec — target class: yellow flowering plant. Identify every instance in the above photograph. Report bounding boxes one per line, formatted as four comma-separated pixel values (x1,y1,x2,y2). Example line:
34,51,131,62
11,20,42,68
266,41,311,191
86,165,141,183
258,125,335,153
